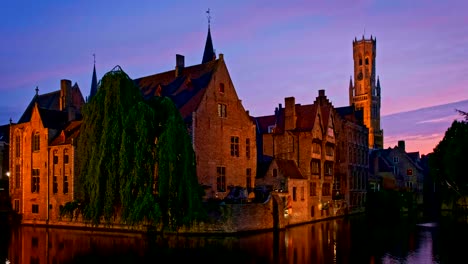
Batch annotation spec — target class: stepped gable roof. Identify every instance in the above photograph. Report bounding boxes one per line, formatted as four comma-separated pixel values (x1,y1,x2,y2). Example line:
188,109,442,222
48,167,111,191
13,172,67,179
295,104,318,132
134,59,219,121
50,120,82,146
275,159,306,180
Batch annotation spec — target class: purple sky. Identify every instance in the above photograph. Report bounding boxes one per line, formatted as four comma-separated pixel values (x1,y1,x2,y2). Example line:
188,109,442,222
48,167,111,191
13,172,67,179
1,0,467,153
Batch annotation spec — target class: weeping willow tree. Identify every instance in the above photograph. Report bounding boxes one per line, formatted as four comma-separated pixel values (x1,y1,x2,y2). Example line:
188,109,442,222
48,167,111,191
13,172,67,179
76,66,204,230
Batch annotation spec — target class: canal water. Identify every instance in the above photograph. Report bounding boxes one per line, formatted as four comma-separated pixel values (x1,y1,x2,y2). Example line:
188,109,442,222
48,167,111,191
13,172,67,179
0,212,466,263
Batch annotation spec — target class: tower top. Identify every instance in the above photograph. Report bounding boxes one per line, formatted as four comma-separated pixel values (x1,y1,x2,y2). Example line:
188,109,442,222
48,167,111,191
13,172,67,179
202,9,216,64
353,35,376,45
89,54,98,101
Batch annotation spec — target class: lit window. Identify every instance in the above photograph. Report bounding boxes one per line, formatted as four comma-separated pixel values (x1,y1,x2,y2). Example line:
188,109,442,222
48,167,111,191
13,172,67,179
218,103,227,118
31,169,40,193
407,169,413,176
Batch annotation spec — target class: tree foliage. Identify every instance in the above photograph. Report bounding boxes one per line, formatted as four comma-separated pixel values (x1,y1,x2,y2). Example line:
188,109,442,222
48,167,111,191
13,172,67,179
429,109,468,203
76,66,204,230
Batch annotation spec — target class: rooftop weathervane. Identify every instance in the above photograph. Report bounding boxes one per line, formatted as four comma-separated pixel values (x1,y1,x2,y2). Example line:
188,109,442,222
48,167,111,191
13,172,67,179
206,8,211,27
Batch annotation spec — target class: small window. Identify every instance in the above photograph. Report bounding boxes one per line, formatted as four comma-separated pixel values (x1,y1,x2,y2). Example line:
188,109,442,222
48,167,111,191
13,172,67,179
218,103,227,118
230,136,239,157
246,168,252,190
267,125,275,133
393,157,399,163
407,169,413,176
32,204,39,214
292,187,297,201
15,165,20,189
63,176,69,194
359,58,363,66
53,176,58,194
15,134,21,157
273,168,278,177
14,200,19,212
31,169,40,193
246,138,251,159
310,182,317,196
310,160,320,175
312,142,321,154
365,57,369,65
32,132,40,151
64,149,69,164
216,167,226,192
219,83,225,93
53,150,59,164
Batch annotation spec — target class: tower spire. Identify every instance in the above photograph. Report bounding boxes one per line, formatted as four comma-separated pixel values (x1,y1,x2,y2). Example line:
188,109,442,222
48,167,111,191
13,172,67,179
202,8,216,64
89,54,98,101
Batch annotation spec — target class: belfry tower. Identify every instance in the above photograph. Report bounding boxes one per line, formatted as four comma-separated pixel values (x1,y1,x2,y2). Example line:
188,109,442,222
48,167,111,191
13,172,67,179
349,35,383,149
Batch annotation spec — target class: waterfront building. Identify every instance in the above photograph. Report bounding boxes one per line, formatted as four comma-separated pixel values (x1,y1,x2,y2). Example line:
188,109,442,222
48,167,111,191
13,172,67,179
134,26,256,200
335,106,369,213
369,140,424,205
9,81,85,224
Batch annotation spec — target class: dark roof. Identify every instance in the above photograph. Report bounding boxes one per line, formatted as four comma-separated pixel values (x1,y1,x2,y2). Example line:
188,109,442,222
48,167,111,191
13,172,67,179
202,27,216,64
407,152,420,163
18,83,84,124
38,108,69,130
336,106,364,124
50,120,82,146
295,104,318,132
89,64,98,101
275,159,306,180
134,59,219,122
0,124,9,143
255,115,276,134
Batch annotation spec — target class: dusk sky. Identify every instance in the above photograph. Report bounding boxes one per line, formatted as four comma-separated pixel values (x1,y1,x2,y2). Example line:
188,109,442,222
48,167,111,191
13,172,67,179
1,0,467,154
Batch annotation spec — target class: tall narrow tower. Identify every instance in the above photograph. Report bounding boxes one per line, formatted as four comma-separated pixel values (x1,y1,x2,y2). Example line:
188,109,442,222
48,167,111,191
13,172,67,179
349,35,383,149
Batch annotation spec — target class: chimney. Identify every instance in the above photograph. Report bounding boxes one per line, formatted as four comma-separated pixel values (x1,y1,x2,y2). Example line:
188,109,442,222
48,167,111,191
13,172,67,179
60,79,72,111
319,89,325,97
175,54,184,77
398,140,405,152
285,97,296,131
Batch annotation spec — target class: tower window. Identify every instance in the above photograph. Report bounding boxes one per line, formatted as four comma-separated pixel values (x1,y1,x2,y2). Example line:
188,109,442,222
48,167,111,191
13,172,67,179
359,58,362,66
365,57,369,65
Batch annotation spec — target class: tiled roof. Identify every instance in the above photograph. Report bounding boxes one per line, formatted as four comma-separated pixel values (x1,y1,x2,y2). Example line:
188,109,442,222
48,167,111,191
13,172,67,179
275,159,306,180
50,120,82,146
134,59,219,122
295,104,318,132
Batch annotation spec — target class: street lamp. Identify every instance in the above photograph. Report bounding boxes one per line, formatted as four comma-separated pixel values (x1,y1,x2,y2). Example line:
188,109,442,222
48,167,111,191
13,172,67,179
5,171,10,177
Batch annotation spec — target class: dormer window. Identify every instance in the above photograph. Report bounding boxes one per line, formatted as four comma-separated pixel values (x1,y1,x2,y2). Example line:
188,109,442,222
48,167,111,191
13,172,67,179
219,83,225,93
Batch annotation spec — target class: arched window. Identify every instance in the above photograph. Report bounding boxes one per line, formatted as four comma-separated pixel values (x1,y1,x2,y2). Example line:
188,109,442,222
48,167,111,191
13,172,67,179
359,58,363,66
365,57,369,65
63,149,69,164
15,133,21,157
32,132,40,151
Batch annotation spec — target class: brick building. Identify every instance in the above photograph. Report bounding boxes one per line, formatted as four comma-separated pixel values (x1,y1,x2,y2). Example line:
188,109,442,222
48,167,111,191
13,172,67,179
335,106,369,213
9,80,85,224
369,140,424,205
134,26,256,200
255,90,343,224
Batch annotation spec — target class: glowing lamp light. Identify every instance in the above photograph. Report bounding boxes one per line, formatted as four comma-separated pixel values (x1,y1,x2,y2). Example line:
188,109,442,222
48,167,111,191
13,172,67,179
5,171,10,177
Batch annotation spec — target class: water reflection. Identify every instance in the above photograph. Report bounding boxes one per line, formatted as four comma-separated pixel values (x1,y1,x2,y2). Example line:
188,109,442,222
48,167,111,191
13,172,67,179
2,214,466,263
